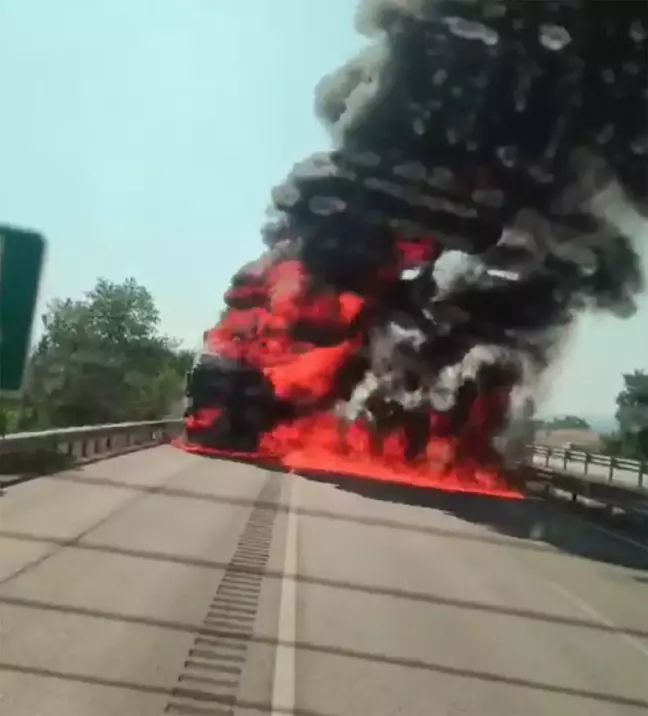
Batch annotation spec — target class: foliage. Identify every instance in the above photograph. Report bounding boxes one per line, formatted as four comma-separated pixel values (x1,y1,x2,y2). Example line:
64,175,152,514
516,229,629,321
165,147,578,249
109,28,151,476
599,432,624,457
10,277,193,431
612,369,648,461
535,415,591,431
0,400,17,435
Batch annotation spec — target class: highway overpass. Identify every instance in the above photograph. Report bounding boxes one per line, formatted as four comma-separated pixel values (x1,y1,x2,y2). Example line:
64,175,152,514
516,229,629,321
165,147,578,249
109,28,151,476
1,443,648,715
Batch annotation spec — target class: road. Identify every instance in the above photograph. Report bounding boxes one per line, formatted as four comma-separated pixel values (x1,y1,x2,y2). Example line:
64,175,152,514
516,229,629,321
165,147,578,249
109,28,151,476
532,453,646,491
1,446,648,715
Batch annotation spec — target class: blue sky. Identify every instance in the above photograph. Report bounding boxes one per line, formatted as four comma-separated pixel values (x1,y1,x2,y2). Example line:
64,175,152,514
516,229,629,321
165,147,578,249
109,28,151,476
0,0,646,421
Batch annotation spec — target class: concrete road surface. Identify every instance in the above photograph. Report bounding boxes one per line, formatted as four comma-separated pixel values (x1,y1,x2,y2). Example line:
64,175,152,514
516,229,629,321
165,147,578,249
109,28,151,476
1,446,648,715
532,453,646,491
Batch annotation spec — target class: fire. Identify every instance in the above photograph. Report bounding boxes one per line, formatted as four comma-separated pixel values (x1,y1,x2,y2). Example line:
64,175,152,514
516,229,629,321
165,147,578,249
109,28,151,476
180,239,522,499
179,1,647,500
179,411,520,499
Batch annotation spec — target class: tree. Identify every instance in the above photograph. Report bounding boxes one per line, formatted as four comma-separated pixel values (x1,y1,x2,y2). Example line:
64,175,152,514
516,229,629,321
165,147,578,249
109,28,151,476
600,432,623,457
24,277,191,428
613,370,648,460
0,400,17,435
542,415,591,430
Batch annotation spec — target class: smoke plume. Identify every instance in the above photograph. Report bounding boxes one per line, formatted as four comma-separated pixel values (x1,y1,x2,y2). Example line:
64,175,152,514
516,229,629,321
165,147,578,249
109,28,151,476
183,0,647,495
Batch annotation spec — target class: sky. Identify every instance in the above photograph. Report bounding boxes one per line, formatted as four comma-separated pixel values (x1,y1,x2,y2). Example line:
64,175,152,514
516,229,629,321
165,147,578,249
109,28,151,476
0,0,646,423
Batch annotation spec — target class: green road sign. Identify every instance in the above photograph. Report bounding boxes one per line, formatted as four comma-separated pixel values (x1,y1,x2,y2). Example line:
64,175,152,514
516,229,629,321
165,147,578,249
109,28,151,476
0,225,46,397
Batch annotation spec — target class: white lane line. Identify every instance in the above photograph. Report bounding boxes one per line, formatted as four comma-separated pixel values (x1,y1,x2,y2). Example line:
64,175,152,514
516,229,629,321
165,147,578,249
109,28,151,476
549,580,648,662
271,475,298,715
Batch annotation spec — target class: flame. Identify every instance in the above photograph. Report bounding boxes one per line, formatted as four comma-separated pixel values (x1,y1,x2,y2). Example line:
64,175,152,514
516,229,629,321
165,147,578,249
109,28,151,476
178,411,520,498
180,238,522,499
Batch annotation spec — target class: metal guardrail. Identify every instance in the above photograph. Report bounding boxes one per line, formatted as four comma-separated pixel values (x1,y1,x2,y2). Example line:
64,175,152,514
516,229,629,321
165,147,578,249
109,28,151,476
0,423,645,519
529,444,646,490
523,444,648,521
0,419,183,470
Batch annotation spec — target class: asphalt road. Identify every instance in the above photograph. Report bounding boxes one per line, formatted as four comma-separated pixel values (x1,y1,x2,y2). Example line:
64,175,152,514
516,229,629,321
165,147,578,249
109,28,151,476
1,446,648,715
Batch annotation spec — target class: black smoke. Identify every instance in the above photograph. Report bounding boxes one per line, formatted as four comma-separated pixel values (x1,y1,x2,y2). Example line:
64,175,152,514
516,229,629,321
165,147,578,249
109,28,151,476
187,0,647,461
265,0,647,431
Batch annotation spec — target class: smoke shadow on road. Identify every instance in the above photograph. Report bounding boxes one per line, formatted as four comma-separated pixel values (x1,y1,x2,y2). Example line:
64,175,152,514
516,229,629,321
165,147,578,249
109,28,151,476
2,534,648,639
182,450,648,571
0,661,332,716
3,449,647,573
0,464,570,558
0,596,647,711
296,470,648,573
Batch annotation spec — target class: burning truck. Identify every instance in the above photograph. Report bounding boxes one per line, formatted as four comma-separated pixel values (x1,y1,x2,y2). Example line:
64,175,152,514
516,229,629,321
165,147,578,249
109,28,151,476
183,0,647,496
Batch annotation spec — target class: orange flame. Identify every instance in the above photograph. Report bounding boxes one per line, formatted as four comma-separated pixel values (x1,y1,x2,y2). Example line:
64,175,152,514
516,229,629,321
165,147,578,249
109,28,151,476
180,239,523,499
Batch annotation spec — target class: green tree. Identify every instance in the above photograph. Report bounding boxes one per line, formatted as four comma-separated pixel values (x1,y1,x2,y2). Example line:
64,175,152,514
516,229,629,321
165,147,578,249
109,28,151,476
543,415,591,430
25,277,190,428
0,400,18,435
613,370,648,460
600,432,623,457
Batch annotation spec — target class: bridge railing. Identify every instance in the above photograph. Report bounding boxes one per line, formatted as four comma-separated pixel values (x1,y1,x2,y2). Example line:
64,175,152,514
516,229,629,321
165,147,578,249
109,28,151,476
520,444,648,523
0,419,183,477
1,423,646,516
529,444,646,490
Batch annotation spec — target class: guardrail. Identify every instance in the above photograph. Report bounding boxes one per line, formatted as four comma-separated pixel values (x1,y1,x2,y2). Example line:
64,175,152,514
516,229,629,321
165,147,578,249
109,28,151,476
529,444,646,490
522,444,648,523
1,424,646,521
0,419,183,480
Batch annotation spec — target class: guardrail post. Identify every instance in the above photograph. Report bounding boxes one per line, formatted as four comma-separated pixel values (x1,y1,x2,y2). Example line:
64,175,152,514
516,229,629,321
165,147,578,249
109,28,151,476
583,451,590,476
608,456,615,482
563,449,569,471
544,448,550,467
639,461,645,489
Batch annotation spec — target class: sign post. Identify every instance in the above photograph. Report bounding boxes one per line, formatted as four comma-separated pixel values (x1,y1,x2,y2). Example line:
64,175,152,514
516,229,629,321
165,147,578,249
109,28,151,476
0,225,46,398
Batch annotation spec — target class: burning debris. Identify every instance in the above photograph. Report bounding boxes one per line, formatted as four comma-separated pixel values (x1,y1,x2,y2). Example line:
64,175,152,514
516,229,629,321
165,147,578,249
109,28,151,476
183,0,647,496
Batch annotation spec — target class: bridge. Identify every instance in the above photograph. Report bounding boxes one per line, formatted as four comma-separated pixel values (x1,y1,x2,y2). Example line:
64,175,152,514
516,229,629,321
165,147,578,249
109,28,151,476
1,423,647,715
531,445,646,491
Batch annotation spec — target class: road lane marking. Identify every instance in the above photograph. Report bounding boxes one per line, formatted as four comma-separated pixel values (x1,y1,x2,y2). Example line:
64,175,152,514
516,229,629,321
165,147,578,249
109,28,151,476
549,581,648,662
271,475,298,715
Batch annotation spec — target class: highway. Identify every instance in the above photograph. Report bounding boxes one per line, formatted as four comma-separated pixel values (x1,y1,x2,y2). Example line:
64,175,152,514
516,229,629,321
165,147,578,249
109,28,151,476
531,453,646,490
1,446,648,715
